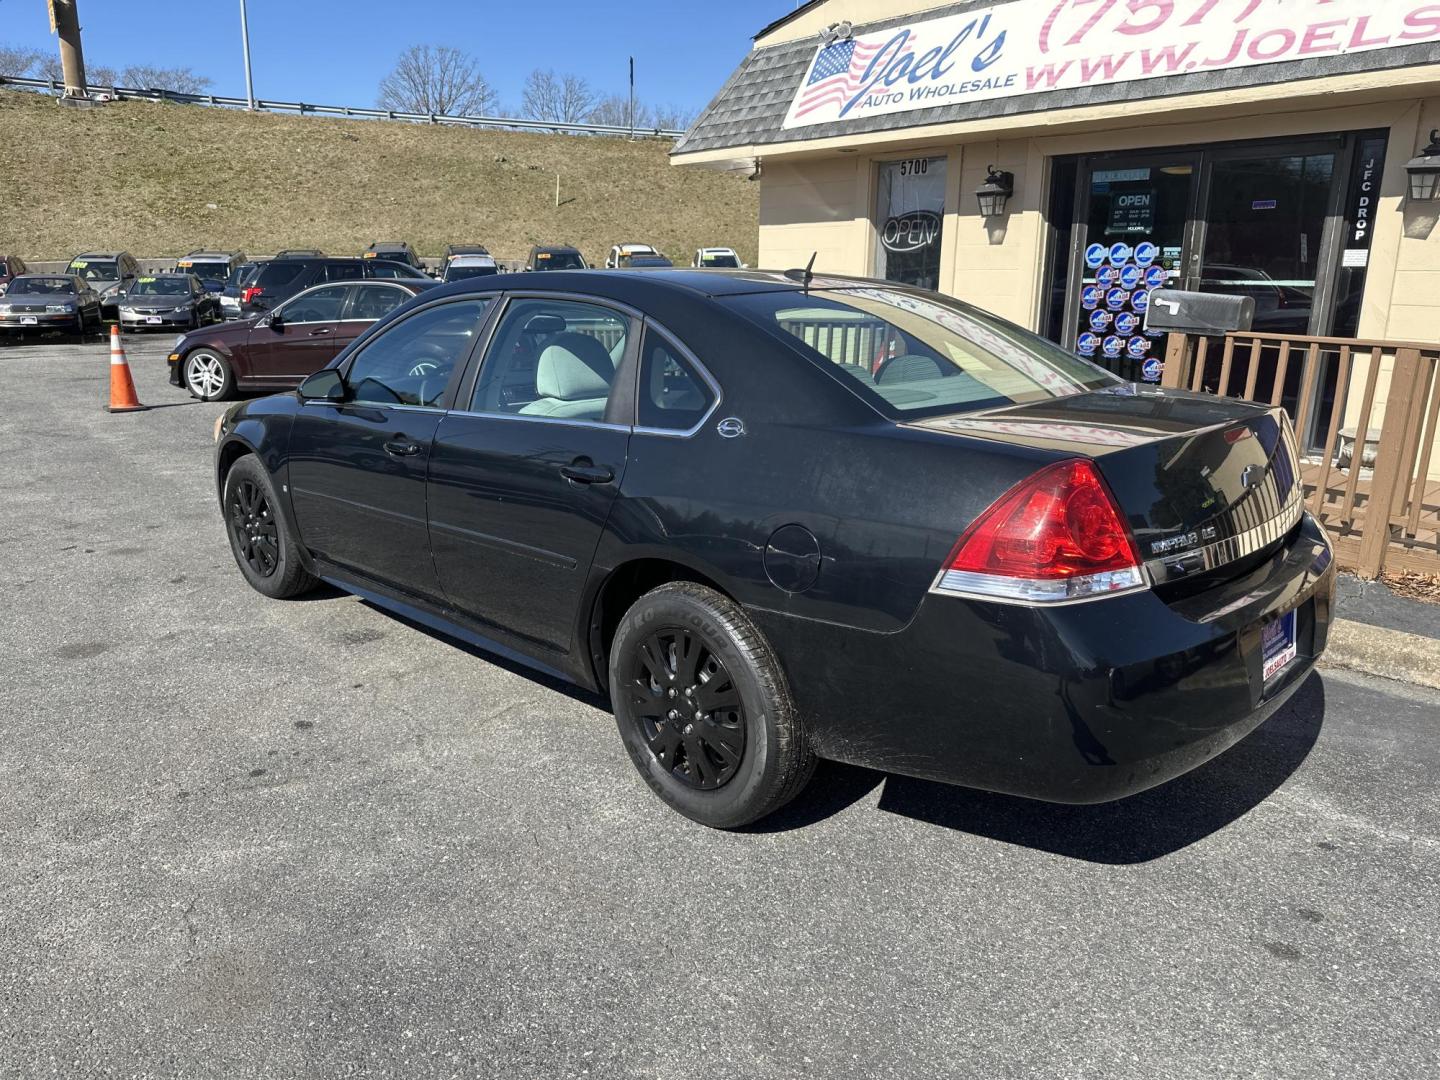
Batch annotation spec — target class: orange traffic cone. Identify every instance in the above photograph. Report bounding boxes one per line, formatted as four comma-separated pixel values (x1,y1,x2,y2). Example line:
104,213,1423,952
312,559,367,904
107,324,145,413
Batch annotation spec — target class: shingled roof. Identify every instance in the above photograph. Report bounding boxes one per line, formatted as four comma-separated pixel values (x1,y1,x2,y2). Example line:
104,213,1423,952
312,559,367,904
672,0,1440,159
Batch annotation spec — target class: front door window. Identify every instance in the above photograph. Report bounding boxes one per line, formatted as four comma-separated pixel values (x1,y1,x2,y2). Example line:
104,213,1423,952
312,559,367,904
874,156,946,290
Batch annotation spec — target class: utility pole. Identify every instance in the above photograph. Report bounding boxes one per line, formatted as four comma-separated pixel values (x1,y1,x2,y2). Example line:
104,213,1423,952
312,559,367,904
49,0,89,102
239,0,256,109
628,56,635,139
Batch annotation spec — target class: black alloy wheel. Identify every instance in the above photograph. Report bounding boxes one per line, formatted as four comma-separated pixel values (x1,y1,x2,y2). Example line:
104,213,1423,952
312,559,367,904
626,627,746,790
227,476,279,578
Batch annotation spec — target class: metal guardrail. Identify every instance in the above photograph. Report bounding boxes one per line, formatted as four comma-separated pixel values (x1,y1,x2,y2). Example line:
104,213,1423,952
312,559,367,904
0,74,684,139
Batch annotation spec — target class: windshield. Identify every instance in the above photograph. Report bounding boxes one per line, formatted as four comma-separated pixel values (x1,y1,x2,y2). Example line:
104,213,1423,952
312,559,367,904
533,252,585,270
444,264,498,281
68,260,119,282
700,254,740,268
182,261,230,283
725,287,1120,419
8,278,76,295
129,277,190,296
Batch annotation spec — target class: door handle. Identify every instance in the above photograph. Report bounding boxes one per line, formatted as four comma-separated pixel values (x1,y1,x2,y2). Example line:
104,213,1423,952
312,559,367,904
308,326,333,336
383,438,422,457
559,461,614,484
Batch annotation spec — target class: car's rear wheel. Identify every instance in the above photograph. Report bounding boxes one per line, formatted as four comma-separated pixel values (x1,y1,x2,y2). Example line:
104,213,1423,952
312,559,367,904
610,582,815,828
222,455,318,599
184,350,234,401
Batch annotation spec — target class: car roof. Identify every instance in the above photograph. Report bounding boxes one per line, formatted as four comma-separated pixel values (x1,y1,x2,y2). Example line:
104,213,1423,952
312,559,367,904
449,254,496,264
419,267,869,301
71,252,127,260
138,271,194,277
699,246,737,253
368,241,411,249
183,251,239,259
15,273,78,281
531,244,580,252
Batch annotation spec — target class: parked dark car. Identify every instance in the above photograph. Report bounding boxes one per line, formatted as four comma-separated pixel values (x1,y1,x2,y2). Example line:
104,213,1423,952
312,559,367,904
442,254,499,283
171,278,435,399
620,254,674,268
212,269,1334,828
0,274,102,338
364,241,423,270
117,273,223,331
67,251,140,320
443,244,490,262
221,260,263,319
526,245,588,271
240,256,429,315
0,254,29,294
177,251,245,294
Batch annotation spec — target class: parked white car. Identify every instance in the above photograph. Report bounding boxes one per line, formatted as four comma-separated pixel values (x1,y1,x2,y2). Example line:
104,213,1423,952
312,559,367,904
605,243,659,268
693,246,744,268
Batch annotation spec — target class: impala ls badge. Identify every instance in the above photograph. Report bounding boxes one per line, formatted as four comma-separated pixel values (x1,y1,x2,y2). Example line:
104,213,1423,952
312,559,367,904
1241,463,1265,490
716,417,746,439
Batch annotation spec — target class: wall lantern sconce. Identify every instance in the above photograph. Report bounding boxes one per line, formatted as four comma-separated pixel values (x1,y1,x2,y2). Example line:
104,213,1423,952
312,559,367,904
1406,130,1440,201
975,166,1014,217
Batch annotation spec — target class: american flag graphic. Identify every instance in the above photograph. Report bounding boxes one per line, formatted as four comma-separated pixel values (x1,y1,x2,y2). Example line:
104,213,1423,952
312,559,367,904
794,36,912,119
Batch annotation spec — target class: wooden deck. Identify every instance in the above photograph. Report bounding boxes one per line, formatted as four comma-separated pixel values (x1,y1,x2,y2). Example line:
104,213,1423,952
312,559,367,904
1301,458,1440,574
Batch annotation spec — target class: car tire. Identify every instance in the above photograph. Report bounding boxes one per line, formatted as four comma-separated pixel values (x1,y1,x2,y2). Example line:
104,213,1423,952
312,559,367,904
183,349,234,401
609,581,816,828
222,455,319,600
73,310,86,343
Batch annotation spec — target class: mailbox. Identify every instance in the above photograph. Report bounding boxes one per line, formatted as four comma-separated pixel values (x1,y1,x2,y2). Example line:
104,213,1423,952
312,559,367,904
1143,289,1255,336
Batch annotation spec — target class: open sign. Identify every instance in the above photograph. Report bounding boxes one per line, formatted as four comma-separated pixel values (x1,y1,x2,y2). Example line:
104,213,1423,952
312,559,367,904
880,210,941,254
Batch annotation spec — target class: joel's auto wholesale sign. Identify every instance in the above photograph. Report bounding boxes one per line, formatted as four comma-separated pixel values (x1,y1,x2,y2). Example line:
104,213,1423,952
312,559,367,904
782,0,1440,129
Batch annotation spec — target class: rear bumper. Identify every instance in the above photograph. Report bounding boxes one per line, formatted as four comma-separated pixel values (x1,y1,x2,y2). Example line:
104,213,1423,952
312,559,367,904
752,513,1335,804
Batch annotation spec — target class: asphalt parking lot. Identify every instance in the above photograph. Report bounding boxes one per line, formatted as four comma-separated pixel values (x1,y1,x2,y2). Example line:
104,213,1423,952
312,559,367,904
2,333,1438,1079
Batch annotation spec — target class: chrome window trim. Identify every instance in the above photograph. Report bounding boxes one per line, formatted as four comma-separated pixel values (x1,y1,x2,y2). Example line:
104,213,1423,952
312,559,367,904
631,316,723,439
445,408,631,433
270,282,357,326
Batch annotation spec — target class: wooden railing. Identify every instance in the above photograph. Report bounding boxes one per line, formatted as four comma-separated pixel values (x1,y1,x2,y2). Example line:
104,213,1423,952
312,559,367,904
1161,331,1440,578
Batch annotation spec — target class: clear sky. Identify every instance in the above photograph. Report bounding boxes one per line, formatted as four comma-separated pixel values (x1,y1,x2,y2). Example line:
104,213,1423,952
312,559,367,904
0,0,797,115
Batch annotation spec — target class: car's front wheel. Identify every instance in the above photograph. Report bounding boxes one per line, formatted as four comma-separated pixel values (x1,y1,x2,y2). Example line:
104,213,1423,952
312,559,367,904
184,349,234,401
222,455,318,599
610,582,816,828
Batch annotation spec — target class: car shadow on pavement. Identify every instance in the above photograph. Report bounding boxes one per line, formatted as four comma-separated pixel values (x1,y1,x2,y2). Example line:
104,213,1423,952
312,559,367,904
754,673,1325,862
876,673,1326,863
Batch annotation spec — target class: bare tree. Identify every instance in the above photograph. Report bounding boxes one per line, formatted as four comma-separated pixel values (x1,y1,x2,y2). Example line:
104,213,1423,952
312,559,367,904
589,94,652,131
36,54,118,88
0,43,45,78
377,45,497,117
521,69,597,127
120,65,213,94
650,103,695,131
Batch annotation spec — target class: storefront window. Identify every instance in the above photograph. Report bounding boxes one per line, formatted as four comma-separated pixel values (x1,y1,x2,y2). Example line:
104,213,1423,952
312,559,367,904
874,156,946,290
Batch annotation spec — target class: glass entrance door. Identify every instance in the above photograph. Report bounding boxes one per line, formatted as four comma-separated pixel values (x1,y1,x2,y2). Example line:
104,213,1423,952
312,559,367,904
1062,152,1200,380
1197,145,1339,336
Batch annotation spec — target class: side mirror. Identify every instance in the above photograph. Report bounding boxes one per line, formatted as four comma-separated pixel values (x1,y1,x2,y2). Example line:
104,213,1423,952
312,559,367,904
297,368,345,402
269,310,285,331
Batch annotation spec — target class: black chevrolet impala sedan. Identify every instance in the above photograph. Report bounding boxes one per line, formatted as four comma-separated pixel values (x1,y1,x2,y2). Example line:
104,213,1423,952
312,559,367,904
213,269,1334,827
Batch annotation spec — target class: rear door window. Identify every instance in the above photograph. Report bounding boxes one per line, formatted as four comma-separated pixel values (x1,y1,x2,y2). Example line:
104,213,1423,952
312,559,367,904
345,284,410,321
324,262,364,283
255,262,304,288
470,298,629,420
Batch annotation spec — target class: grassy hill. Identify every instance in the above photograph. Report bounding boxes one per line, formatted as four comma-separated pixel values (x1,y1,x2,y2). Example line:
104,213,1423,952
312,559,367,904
0,91,757,266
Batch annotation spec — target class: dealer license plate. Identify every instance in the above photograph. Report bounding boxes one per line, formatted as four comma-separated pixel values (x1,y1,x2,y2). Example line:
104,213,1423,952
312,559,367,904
19,316,37,325
145,316,162,325
1262,609,1298,683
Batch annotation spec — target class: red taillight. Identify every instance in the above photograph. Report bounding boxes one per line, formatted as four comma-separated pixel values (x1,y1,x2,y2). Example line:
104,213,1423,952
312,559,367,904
937,459,1145,604
242,286,263,304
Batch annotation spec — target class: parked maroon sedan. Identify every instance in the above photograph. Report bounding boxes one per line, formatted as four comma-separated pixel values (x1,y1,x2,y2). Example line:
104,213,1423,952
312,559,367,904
168,279,435,399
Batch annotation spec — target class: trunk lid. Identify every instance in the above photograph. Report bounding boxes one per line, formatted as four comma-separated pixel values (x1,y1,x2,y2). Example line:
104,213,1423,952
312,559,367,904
908,386,1303,584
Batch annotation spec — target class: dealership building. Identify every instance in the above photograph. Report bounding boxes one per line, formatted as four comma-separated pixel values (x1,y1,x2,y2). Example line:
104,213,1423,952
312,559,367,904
672,0,1440,395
